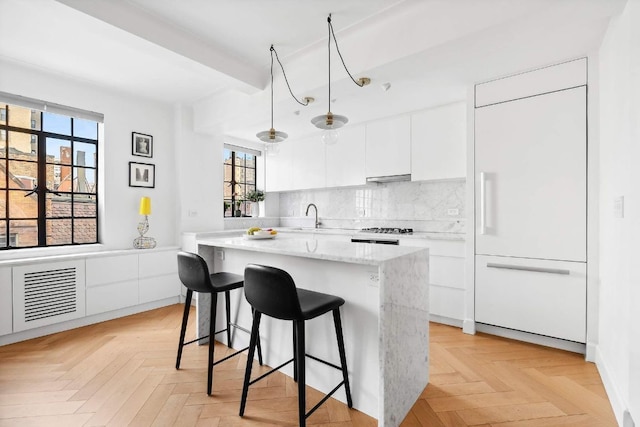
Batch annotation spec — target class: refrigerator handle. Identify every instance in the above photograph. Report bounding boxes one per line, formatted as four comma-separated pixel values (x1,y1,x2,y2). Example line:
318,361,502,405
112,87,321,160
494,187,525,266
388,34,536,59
479,172,486,235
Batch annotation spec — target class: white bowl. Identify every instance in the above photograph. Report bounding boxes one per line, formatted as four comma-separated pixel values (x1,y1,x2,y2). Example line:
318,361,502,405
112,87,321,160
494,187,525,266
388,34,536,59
255,230,272,237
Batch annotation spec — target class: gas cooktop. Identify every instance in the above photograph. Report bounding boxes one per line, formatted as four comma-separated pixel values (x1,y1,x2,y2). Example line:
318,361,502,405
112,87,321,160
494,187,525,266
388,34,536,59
360,227,413,234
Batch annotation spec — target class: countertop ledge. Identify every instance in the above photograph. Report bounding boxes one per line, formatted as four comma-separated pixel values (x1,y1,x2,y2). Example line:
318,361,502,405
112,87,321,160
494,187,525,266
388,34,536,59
197,236,428,266
186,227,465,241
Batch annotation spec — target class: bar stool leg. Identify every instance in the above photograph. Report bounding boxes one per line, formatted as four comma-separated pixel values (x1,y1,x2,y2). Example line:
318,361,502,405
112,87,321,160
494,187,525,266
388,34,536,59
207,292,218,395
333,309,353,408
239,311,262,416
295,320,306,427
252,308,264,366
292,320,298,382
224,290,232,346
176,289,193,370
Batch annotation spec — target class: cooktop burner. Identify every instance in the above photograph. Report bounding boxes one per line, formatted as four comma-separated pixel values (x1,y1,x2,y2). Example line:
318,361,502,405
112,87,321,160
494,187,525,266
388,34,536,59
360,227,413,234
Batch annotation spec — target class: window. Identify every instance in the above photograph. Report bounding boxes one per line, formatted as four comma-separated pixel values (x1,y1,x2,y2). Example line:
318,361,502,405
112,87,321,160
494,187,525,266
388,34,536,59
223,148,256,217
0,101,101,250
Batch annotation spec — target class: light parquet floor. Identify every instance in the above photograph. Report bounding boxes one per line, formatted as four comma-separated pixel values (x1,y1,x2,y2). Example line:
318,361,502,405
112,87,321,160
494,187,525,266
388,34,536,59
0,304,617,426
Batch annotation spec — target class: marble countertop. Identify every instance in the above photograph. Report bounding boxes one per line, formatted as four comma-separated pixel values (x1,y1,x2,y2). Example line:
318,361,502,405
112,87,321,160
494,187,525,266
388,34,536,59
279,227,465,241
197,235,427,266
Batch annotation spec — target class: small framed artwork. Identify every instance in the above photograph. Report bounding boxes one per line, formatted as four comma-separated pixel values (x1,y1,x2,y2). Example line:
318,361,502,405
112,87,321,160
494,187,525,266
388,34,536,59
129,162,155,188
132,132,153,157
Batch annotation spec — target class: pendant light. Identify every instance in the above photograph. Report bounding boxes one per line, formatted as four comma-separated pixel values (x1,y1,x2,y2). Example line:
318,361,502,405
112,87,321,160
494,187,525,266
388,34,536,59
311,14,370,140
257,45,312,144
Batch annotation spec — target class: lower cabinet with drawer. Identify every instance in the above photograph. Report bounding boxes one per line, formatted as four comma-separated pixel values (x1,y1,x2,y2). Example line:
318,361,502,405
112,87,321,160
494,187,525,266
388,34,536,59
86,254,139,316
475,254,587,343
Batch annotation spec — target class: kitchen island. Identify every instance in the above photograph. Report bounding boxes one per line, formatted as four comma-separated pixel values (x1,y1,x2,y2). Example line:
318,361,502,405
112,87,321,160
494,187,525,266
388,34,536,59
196,234,429,426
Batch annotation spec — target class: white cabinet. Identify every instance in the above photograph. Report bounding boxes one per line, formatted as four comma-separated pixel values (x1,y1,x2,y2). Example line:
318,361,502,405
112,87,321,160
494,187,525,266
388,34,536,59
399,238,465,323
474,59,587,344
475,87,587,262
292,135,326,190
411,102,466,181
475,255,586,343
326,125,366,188
365,116,411,178
86,254,138,315
139,250,180,304
265,140,294,192
0,267,12,336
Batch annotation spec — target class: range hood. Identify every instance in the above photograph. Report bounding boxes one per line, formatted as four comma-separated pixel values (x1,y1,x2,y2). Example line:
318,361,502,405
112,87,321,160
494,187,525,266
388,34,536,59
366,174,411,183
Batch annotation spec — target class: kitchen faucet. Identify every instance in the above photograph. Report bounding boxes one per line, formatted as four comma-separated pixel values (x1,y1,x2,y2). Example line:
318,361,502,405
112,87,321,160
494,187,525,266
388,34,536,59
305,203,320,228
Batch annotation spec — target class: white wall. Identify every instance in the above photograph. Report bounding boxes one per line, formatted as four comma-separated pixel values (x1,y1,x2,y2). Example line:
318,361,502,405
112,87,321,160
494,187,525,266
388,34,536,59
597,0,640,424
0,59,178,253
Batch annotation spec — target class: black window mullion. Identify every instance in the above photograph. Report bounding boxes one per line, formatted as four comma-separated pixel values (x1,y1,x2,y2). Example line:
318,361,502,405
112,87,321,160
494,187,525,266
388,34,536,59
37,111,46,246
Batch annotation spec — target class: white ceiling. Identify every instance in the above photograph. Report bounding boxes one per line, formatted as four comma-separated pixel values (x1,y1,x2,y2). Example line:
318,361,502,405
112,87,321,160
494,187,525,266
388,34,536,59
0,0,627,141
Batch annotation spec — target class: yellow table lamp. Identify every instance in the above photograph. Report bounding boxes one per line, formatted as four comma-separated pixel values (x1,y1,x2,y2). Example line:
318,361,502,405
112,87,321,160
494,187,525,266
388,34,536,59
134,196,156,249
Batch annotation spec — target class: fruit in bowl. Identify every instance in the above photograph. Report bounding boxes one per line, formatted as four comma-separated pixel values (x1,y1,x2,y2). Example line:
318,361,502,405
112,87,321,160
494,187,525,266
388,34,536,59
246,227,262,235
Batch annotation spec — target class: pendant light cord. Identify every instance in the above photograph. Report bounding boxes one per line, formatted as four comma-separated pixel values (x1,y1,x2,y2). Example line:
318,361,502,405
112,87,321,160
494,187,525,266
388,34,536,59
328,15,366,88
271,45,310,106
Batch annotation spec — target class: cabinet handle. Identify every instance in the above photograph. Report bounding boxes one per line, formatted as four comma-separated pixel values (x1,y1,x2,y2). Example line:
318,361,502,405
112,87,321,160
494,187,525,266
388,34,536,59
479,172,486,235
486,263,570,275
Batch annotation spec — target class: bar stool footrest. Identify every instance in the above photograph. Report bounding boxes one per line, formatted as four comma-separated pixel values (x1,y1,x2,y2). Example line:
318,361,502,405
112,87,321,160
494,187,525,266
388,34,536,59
306,380,348,419
248,358,294,386
212,346,250,367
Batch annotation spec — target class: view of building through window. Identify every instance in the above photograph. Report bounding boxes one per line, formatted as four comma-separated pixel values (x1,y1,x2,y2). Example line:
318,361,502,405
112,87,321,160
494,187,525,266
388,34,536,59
223,148,256,217
0,102,100,249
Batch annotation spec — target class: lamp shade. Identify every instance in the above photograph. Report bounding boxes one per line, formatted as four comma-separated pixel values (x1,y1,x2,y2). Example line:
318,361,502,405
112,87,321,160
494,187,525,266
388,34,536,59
139,197,151,215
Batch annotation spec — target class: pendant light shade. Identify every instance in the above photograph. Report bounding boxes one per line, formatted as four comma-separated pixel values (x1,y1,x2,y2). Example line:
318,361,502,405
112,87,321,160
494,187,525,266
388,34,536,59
257,128,288,143
311,112,348,130
257,45,311,143
311,14,369,136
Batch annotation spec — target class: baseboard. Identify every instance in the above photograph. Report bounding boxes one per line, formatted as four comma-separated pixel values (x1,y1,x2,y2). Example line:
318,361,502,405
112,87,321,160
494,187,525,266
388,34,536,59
429,314,463,328
586,341,598,362
475,323,586,354
0,297,180,346
596,346,628,426
462,318,476,335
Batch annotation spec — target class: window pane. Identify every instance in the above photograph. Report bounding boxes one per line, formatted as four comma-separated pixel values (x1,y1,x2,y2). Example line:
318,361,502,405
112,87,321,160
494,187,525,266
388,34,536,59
224,164,232,181
8,131,36,157
73,196,96,217
73,118,98,139
46,219,72,245
235,166,245,183
10,219,38,248
235,183,246,198
74,142,96,167
7,105,33,129
223,181,233,198
46,193,71,218
0,194,5,217
74,167,96,194
246,154,255,168
46,137,71,165
1,130,6,150
223,149,232,164
0,107,6,124
246,168,256,185
43,112,71,135
223,199,232,216
73,218,97,244
9,190,37,218
0,220,6,247
8,160,37,189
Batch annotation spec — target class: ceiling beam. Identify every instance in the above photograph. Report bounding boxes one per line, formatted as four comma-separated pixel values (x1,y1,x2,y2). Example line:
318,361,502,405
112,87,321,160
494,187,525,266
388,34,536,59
54,0,266,92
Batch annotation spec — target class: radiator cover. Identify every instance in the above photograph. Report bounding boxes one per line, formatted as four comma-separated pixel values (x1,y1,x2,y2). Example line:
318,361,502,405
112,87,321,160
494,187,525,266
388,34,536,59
13,260,85,332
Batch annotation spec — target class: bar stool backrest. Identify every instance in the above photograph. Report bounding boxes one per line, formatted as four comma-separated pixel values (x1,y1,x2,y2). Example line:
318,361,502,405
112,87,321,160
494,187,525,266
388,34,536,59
244,264,303,320
177,251,214,293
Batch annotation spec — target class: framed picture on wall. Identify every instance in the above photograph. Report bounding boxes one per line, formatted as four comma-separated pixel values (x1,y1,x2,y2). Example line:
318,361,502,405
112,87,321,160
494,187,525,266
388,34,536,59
132,132,153,157
129,162,155,188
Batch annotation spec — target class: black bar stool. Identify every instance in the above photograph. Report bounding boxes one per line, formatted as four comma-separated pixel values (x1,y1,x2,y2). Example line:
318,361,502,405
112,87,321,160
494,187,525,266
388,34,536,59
239,264,352,426
176,251,262,395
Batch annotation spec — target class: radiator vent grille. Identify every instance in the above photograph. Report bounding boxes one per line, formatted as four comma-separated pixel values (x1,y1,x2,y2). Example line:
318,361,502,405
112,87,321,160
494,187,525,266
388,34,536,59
23,267,77,322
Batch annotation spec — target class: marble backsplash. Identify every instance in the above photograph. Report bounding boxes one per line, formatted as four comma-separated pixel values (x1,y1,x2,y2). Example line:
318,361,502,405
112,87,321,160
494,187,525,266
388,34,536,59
278,178,466,233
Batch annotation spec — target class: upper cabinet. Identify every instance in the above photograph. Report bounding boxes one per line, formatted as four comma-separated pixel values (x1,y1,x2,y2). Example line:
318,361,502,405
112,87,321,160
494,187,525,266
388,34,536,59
326,125,366,188
265,140,294,192
365,116,411,178
411,102,466,181
292,135,326,190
